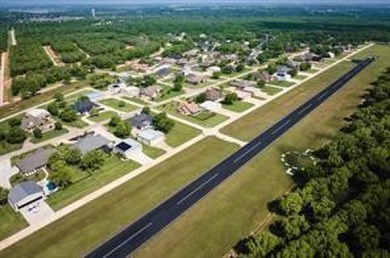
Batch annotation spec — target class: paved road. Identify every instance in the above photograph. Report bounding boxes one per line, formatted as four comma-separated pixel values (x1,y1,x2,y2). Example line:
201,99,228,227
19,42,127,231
86,57,375,258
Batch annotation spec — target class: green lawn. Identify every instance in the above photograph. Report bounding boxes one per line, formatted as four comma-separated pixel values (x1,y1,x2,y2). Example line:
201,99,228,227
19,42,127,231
0,137,238,258
121,96,148,106
165,121,201,147
222,101,254,113
30,129,69,144
99,98,138,112
268,80,295,87
221,60,356,141
133,44,390,258
0,206,28,241
64,89,95,102
47,155,141,210
159,101,229,128
155,89,185,102
88,111,117,123
294,74,308,80
305,68,320,74
183,79,217,89
261,85,284,96
61,118,89,129
142,144,166,159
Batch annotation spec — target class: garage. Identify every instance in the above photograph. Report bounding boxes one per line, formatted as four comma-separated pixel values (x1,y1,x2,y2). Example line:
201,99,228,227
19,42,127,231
8,181,44,212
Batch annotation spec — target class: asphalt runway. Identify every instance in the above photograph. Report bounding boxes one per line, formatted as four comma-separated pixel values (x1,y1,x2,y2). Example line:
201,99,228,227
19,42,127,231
86,57,374,258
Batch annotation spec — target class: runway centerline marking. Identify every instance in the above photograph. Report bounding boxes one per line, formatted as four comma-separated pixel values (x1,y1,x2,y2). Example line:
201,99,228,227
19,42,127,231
297,103,313,115
271,119,291,135
233,140,263,163
103,222,153,258
176,173,219,205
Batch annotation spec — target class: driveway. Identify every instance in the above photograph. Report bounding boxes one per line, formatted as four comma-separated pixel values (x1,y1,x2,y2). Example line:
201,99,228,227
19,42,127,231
0,157,18,189
19,200,55,226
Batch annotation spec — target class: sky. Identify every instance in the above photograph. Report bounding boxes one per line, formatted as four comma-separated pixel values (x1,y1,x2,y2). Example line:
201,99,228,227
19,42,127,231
1,0,389,6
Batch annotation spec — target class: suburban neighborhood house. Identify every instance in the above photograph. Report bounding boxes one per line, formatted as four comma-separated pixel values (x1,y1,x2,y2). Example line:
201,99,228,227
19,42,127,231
113,138,142,159
186,73,207,85
131,113,153,130
140,85,162,100
137,128,165,146
177,101,202,116
15,147,56,176
21,109,55,132
72,134,112,155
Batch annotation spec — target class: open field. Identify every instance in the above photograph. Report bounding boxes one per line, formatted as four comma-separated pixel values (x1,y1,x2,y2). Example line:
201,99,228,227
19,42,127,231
47,155,141,210
99,98,138,112
0,137,238,257
142,144,166,159
294,74,308,80
121,96,148,105
261,85,284,96
268,80,295,87
87,110,117,122
165,121,201,147
29,128,69,144
222,101,254,113
134,44,390,258
0,206,27,241
221,61,355,141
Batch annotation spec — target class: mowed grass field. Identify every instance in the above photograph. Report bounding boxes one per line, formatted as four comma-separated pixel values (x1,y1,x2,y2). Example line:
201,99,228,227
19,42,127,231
221,61,355,141
133,44,390,258
0,137,239,257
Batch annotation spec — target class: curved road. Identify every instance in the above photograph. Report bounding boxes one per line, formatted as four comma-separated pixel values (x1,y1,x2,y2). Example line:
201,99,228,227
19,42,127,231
86,57,375,258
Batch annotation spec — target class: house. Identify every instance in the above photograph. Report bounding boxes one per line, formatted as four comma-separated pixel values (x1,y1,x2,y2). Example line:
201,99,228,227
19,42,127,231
235,90,253,100
113,138,142,159
121,86,140,97
140,85,162,100
327,52,336,59
20,109,55,133
206,66,221,75
186,73,207,85
200,101,222,112
131,63,150,73
72,100,98,115
72,134,112,155
156,67,170,78
15,147,56,176
222,54,238,62
230,79,256,90
287,60,299,69
252,71,272,82
137,129,165,146
8,181,44,212
86,91,105,101
275,66,291,81
108,83,126,94
131,113,153,129
204,88,223,101
177,101,201,116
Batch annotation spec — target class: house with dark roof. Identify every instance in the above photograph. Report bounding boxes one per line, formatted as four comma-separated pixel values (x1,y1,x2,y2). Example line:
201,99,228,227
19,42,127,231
15,147,56,176
8,181,44,212
72,134,112,155
131,113,153,129
72,100,98,115
230,79,256,90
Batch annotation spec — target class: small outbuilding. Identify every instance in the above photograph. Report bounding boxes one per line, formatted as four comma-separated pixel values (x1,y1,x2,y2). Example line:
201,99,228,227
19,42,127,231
113,138,142,159
8,181,44,212
137,129,165,146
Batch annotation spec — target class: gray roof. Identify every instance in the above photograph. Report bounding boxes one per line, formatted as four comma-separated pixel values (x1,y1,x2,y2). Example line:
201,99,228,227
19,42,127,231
8,181,43,205
73,134,111,155
15,147,56,174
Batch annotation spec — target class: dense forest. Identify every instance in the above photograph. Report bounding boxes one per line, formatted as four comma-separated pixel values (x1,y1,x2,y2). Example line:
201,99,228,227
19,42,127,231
238,67,390,257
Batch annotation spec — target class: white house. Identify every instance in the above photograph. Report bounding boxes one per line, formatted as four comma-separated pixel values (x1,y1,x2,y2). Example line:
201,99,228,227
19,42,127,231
137,129,165,146
113,138,142,159
122,86,140,97
200,100,222,112
8,181,44,212
206,66,221,75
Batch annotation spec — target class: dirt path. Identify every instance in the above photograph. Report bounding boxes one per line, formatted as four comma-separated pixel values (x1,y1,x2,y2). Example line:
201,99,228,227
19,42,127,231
0,52,10,105
9,28,16,46
43,46,64,67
